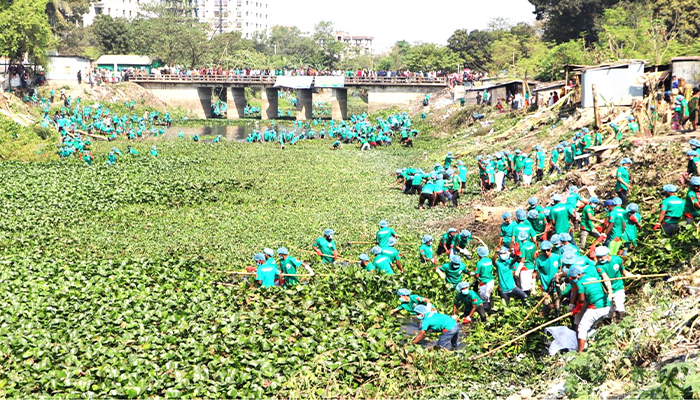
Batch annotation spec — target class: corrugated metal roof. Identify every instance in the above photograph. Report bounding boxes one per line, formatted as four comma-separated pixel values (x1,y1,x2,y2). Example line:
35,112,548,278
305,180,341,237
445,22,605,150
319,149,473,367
465,80,534,92
95,55,151,65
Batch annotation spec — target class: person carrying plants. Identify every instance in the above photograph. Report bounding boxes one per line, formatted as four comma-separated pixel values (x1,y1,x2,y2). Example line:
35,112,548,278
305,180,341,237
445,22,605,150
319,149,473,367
389,288,433,316
474,246,495,311
412,305,460,351
313,229,338,263
453,281,487,323
419,235,437,264
622,203,642,255
453,230,472,259
436,254,467,288
684,176,700,224
603,197,627,255
255,252,279,289
654,184,685,236
615,158,632,205
437,228,458,257
376,219,398,248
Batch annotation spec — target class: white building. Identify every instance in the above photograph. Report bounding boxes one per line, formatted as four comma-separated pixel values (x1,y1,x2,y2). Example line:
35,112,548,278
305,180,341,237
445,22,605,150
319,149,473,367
335,31,374,54
83,0,269,38
45,55,92,82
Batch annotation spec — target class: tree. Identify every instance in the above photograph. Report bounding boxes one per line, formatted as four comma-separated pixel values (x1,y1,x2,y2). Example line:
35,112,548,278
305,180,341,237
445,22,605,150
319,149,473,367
536,40,588,81
266,25,320,68
404,43,459,72
528,0,624,44
45,0,91,37
0,0,53,66
447,29,494,70
91,15,133,54
653,0,700,45
313,21,345,70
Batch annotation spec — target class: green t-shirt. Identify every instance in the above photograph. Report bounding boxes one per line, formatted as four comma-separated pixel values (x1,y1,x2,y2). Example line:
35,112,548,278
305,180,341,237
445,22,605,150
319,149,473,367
279,256,302,286
523,158,534,175
475,257,494,284
376,227,397,248
581,204,596,231
577,275,609,309
373,255,394,275
661,196,685,222
550,204,573,234
439,262,466,286
364,262,376,272
513,221,536,244
536,253,560,292
419,244,433,261
596,255,625,293
454,290,483,308
314,237,337,263
623,212,641,245
412,174,424,185
500,221,516,246
397,294,430,314
454,234,471,249
256,259,279,288
421,312,456,332
685,189,700,218
528,214,547,234
566,193,581,211
520,240,537,269
608,207,627,240
615,166,630,192
495,258,517,292
381,247,401,263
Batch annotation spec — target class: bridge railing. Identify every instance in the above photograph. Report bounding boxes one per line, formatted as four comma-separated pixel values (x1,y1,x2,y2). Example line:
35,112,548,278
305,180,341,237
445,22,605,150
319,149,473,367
127,74,447,86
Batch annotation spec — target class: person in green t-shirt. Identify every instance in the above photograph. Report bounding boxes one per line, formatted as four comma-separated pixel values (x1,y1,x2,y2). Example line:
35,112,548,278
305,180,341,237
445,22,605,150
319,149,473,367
453,282,486,323
567,264,610,352
277,247,306,287
684,176,700,223
453,230,472,258
594,246,637,322
371,247,394,275
550,194,574,234
255,253,279,288
622,203,642,255
376,219,398,248
474,246,495,311
313,229,338,263
580,197,604,249
437,228,458,257
359,254,375,272
436,255,466,287
604,198,627,255
516,231,538,295
412,305,460,350
535,240,562,316
389,288,433,316
549,146,562,175
499,212,517,248
495,247,528,305
654,184,685,236
615,158,632,205
419,235,437,264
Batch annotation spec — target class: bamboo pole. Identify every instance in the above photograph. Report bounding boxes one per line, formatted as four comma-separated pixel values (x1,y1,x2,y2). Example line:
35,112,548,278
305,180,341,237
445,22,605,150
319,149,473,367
592,84,601,128
471,312,574,361
516,295,547,328
221,271,331,277
582,273,669,285
297,248,356,263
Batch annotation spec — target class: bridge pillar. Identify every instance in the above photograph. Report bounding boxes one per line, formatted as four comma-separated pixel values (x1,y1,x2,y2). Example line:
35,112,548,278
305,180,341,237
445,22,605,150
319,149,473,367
296,89,313,120
228,87,246,119
197,87,214,118
261,87,278,120
330,88,348,120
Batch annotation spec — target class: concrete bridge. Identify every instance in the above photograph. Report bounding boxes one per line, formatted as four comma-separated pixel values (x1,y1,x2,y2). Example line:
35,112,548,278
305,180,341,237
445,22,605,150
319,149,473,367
127,74,448,120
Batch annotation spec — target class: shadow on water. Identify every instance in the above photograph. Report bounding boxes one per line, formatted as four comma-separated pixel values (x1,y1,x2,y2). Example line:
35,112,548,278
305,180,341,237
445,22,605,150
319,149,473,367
164,122,295,142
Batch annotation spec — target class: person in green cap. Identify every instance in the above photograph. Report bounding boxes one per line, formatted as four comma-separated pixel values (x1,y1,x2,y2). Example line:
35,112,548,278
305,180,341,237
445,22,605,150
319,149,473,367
436,254,466,287
474,246,495,311
453,281,487,323
254,252,279,289
376,220,398,248
389,288,434,316
654,184,684,236
615,158,632,205
313,229,338,263
411,305,460,350
594,246,636,322
419,235,437,264
535,240,562,317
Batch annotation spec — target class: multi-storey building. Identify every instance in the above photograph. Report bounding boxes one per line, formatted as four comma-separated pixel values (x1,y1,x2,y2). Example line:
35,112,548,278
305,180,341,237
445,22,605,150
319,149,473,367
335,31,374,54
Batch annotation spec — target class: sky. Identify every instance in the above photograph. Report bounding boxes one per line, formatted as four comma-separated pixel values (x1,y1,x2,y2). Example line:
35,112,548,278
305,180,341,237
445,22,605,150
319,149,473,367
270,0,536,52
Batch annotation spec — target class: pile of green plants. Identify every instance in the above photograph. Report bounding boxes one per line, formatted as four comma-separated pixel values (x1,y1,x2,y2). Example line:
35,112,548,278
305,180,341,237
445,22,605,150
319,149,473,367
0,115,58,161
